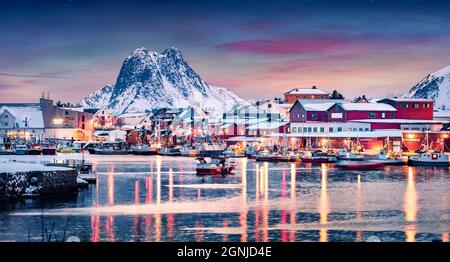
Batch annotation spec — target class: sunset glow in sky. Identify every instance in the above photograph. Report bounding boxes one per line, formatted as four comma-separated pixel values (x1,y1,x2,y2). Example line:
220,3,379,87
1,0,450,103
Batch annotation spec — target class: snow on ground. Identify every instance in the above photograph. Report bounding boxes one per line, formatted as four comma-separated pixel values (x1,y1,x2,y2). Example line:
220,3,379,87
0,160,72,173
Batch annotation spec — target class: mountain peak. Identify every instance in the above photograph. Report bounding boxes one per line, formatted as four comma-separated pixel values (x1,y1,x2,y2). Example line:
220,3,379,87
404,64,450,111
163,47,183,60
80,46,245,115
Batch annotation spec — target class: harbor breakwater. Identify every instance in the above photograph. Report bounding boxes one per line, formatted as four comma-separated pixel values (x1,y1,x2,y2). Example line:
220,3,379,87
0,160,78,201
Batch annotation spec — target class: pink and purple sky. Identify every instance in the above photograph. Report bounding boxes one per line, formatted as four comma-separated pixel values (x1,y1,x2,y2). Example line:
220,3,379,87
1,0,450,103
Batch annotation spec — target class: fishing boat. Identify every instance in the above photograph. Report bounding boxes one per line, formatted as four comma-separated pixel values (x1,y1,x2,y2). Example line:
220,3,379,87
409,151,449,167
159,146,182,156
196,157,236,175
27,144,42,155
180,145,200,157
335,160,385,170
0,147,14,155
222,145,246,158
300,150,337,163
130,144,159,155
42,144,57,155
408,132,449,167
377,150,408,165
14,145,28,155
254,151,279,162
280,151,302,162
337,149,366,161
92,142,128,155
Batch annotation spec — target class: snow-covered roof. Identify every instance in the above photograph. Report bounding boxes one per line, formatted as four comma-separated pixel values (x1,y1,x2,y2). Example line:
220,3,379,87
226,136,263,142
340,103,397,111
0,106,44,129
303,102,336,111
434,111,450,118
269,130,403,138
61,107,85,112
285,88,328,95
350,119,449,124
116,112,149,118
247,122,286,130
380,98,433,102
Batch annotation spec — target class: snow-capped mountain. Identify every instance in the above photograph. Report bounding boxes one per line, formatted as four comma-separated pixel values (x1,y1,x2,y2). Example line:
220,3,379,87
80,47,245,116
404,65,450,110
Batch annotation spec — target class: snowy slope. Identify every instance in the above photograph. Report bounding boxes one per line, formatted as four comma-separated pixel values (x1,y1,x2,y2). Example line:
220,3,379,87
404,65,450,110
80,47,246,116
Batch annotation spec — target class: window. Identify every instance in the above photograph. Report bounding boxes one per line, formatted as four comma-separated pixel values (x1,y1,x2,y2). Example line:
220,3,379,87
423,103,430,108
268,104,272,108
368,112,376,118
359,128,363,131
313,127,317,132
102,111,105,114
311,113,317,120
381,112,386,118
65,111,69,115
320,127,324,132
401,103,408,108
81,116,85,122
331,113,343,119
292,127,297,132
307,127,312,132
4,115,8,118
390,112,395,118
337,127,342,132
413,104,419,108
303,127,307,132
365,128,369,131
329,127,333,132
353,128,358,131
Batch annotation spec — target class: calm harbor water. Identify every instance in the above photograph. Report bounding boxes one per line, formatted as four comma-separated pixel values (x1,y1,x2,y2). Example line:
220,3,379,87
1,154,450,242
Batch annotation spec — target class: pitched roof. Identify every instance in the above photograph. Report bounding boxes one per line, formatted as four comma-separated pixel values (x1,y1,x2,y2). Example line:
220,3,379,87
340,103,397,111
285,87,328,95
0,105,44,128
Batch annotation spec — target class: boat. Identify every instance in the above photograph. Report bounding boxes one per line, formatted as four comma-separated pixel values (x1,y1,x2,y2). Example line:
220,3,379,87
58,147,79,154
92,142,128,155
195,157,236,175
222,145,246,158
199,144,224,157
42,144,57,155
407,132,449,167
409,151,449,167
27,144,42,155
254,151,277,162
14,145,28,155
300,150,337,163
0,147,14,155
337,149,366,161
335,160,385,170
279,151,302,162
377,150,408,165
180,145,200,157
131,144,159,155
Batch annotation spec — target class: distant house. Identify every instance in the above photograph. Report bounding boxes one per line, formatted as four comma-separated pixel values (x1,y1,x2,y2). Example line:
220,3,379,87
40,98,94,141
0,104,45,144
284,86,329,103
85,108,115,130
377,98,433,120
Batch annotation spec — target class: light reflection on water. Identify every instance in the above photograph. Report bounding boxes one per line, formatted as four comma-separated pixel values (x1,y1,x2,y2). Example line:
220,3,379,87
1,154,450,242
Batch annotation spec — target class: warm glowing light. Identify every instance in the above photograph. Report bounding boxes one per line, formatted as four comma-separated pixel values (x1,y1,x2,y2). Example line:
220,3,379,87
443,134,449,139
407,133,415,139
404,167,418,222
318,163,329,242
156,158,161,204
52,118,64,125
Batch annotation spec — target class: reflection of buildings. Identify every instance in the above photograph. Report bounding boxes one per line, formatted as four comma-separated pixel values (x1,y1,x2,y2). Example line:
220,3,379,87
404,167,418,242
318,164,329,242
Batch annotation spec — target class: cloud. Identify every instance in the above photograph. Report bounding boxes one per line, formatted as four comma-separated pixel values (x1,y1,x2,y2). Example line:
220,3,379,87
0,73,70,79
